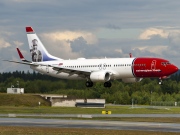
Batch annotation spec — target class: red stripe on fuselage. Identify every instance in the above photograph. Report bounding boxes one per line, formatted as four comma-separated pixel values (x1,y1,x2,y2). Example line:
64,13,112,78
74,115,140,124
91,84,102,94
132,58,172,78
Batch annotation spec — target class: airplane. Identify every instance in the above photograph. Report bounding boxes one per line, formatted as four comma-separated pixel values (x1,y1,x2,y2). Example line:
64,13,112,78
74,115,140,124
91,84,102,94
3,26,179,87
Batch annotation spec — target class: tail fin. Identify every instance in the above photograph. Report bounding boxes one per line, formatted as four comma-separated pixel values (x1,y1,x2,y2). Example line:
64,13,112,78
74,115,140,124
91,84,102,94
26,27,62,62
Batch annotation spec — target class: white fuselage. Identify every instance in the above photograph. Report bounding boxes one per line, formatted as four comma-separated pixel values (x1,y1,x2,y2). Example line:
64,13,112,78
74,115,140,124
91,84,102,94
30,58,135,80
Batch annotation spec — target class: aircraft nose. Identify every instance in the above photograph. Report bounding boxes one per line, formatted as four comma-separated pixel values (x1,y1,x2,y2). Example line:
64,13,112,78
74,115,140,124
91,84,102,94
171,64,179,74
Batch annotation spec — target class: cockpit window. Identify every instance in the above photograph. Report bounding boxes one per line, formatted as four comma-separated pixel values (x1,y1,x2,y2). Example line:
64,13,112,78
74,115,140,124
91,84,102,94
161,61,171,65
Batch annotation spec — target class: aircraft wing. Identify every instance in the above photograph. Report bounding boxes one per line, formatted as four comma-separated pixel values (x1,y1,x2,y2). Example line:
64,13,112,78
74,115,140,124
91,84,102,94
50,65,114,78
51,65,91,77
3,59,91,77
4,48,91,78
16,47,91,76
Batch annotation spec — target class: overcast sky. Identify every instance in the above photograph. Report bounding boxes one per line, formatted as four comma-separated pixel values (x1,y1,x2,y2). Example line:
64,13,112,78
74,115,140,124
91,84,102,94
1,0,180,72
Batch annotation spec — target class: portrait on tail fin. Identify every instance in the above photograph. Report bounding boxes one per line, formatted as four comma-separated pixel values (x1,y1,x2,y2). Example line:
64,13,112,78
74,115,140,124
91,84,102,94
30,39,42,62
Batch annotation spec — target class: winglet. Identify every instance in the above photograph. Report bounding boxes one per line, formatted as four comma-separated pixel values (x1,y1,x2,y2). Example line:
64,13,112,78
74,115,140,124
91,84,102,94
16,48,31,63
26,27,34,33
17,48,24,59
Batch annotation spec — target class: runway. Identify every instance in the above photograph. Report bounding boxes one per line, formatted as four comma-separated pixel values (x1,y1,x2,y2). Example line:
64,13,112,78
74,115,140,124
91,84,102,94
1,113,180,118
0,118,180,133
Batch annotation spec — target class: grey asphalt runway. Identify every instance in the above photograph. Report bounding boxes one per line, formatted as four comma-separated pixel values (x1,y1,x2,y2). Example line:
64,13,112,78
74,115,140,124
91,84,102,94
0,113,180,118
0,118,180,133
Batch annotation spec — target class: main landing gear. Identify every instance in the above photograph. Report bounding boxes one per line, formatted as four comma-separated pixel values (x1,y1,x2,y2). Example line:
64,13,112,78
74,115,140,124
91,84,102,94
85,81,112,87
104,81,112,88
86,81,93,87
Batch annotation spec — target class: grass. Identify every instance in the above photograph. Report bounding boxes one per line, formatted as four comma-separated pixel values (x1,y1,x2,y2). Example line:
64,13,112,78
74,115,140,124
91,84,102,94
0,105,179,114
0,127,179,135
0,93,50,107
0,93,180,114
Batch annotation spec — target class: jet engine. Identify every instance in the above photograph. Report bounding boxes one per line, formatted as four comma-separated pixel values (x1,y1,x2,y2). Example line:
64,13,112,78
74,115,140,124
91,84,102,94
122,77,142,83
90,71,111,82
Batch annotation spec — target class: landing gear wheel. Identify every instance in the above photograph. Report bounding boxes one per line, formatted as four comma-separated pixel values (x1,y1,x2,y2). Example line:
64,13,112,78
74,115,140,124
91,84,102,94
86,81,93,87
159,79,163,85
104,82,112,87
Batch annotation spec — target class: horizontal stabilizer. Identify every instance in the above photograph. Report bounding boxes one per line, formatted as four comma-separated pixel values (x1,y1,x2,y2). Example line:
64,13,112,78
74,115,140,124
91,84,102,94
2,59,38,66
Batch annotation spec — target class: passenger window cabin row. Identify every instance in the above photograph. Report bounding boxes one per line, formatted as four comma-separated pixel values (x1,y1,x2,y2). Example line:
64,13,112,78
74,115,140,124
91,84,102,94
63,63,147,68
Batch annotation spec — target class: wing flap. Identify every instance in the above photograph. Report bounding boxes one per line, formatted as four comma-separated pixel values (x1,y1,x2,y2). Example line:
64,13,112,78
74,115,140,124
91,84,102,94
52,66,91,77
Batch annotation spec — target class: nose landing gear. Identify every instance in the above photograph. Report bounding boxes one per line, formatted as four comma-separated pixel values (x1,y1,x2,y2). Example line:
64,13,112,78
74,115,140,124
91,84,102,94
159,76,168,85
159,79,163,85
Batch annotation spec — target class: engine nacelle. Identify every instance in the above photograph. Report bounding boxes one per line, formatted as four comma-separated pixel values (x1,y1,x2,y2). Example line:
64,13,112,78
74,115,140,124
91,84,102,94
122,77,142,83
90,71,111,82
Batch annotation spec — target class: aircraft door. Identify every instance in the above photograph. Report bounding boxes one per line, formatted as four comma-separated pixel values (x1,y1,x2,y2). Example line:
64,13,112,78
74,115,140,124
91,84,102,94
98,63,106,70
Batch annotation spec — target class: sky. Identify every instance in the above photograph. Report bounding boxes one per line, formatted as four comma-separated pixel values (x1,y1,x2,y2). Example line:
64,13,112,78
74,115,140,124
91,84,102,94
1,0,180,72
